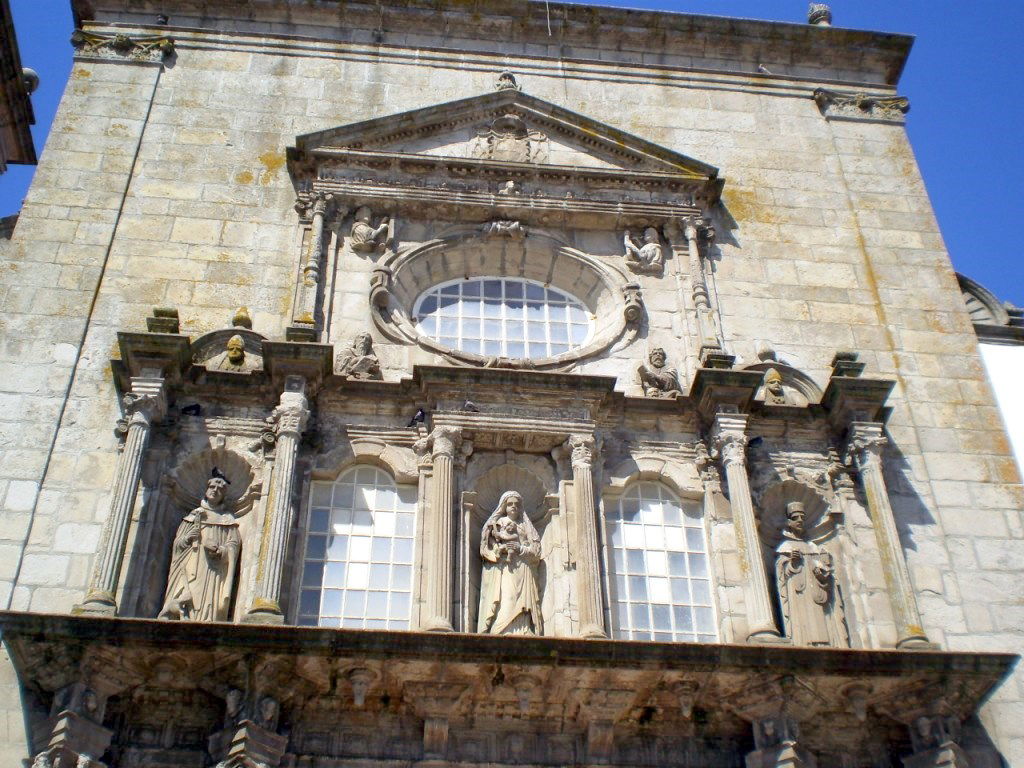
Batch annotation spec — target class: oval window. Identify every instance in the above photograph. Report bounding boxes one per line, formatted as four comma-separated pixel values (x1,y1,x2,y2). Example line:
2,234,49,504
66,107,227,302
413,277,592,360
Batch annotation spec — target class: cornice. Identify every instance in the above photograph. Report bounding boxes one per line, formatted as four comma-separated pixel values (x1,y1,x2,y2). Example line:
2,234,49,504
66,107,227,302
74,0,914,87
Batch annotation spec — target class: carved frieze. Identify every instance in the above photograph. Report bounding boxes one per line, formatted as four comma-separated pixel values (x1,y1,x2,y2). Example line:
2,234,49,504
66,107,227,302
70,30,174,63
813,88,910,123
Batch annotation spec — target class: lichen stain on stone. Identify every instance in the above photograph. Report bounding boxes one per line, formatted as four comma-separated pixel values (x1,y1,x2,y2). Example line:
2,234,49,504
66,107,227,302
721,188,760,224
105,123,129,138
257,151,286,185
72,67,92,79
235,170,254,185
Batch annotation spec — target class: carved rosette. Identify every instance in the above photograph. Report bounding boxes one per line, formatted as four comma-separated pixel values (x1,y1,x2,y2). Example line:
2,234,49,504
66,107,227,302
70,30,174,62
814,88,910,123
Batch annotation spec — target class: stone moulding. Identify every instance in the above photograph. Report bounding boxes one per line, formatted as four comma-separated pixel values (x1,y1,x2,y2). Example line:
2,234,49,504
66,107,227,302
70,29,175,63
369,230,636,371
813,87,910,123
2,611,1015,766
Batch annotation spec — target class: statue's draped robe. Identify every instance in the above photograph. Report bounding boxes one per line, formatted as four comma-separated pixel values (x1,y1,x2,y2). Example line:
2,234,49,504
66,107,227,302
626,241,663,270
161,502,241,622
338,351,380,379
775,534,847,647
478,518,543,635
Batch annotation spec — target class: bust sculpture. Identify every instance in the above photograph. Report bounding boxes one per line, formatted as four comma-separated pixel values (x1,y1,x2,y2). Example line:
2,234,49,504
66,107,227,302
774,502,848,647
624,227,664,274
208,334,259,373
158,476,241,622
762,367,787,405
478,491,543,636
350,206,389,253
336,332,381,380
637,347,681,398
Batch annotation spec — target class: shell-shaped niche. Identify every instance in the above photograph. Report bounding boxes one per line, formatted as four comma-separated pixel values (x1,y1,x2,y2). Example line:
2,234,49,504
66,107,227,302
756,478,834,548
168,447,262,515
472,463,548,525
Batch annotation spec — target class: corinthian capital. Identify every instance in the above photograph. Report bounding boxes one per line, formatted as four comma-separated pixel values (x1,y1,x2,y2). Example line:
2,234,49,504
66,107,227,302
430,426,463,459
845,422,887,468
716,433,748,468
566,434,597,469
294,190,336,221
271,386,310,439
681,216,715,243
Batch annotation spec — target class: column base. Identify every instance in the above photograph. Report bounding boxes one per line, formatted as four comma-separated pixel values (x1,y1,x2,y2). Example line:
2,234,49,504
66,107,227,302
71,593,117,617
421,617,454,633
897,635,938,651
747,628,786,644
241,610,285,626
579,623,607,639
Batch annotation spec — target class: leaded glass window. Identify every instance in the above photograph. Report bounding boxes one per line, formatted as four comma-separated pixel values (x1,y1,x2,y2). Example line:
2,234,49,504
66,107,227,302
605,482,717,643
299,465,417,629
413,277,591,359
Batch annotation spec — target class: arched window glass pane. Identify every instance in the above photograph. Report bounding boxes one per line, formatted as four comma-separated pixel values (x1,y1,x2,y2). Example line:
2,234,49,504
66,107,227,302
413,277,592,359
605,482,717,643
299,466,417,630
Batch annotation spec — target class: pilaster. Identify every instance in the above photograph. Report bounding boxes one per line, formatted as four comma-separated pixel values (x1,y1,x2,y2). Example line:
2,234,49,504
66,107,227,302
74,375,167,616
565,433,606,639
244,375,309,624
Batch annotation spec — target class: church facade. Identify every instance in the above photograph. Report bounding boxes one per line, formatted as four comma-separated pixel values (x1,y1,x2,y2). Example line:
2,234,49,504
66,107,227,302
0,2,1021,767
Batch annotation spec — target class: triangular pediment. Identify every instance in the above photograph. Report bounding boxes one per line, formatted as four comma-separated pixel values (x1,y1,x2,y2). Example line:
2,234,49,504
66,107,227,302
290,89,720,195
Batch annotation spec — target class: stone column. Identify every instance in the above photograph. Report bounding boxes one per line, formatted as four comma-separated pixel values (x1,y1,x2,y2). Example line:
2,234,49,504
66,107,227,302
245,376,309,624
420,425,462,632
711,413,781,642
682,216,722,356
566,434,606,639
75,376,167,616
846,422,931,649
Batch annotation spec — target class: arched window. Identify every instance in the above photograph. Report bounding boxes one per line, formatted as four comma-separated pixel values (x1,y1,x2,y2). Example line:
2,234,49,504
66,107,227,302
413,277,591,359
605,482,717,643
298,465,417,629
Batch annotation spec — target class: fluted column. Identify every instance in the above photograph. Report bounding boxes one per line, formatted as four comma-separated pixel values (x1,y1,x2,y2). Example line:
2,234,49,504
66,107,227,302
420,425,462,632
846,422,931,648
566,434,606,639
75,377,167,616
245,377,309,624
712,413,781,642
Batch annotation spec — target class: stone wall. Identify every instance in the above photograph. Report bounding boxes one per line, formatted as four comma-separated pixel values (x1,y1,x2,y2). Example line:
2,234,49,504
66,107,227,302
1,1,1020,764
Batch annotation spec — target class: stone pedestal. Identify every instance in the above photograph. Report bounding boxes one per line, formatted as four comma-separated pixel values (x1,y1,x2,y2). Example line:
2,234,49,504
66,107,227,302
745,740,818,768
902,743,971,768
208,720,288,768
31,710,113,768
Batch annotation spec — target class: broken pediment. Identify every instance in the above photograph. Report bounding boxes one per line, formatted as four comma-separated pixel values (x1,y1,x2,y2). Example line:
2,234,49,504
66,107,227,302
287,89,723,229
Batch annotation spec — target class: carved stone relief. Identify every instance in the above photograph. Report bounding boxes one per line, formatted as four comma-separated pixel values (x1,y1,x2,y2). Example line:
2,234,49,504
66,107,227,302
623,227,665,275
637,347,681,398
813,88,910,123
335,332,381,380
349,207,391,254
70,30,174,62
471,113,548,163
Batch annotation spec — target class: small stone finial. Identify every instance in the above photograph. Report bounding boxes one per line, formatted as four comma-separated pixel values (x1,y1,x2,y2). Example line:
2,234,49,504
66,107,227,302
808,3,832,26
146,306,179,334
232,306,252,329
495,70,521,91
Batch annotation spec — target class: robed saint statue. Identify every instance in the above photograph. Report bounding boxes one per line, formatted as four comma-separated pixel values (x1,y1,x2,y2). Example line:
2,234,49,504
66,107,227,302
477,491,543,636
158,476,241,622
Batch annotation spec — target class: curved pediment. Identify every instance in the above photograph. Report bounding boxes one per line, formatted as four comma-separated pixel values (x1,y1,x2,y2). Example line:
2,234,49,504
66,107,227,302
288,87,723,228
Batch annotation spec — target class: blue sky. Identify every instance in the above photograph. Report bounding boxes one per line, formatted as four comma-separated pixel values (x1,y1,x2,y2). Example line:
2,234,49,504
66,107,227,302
4,0,1023,304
